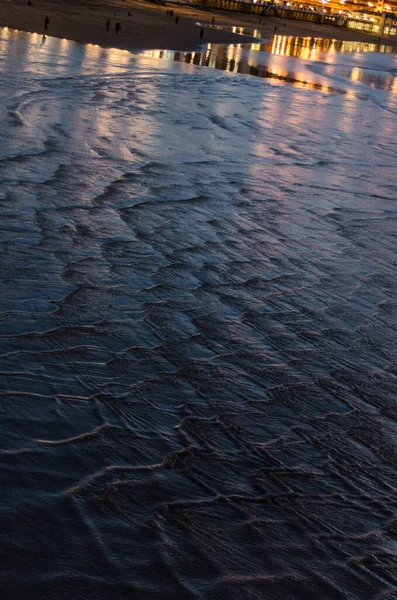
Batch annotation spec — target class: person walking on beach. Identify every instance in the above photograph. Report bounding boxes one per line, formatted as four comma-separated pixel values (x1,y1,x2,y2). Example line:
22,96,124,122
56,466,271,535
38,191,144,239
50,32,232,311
115,22,121,34
106,19,111,31
212,17,215,25
175,16,179,24
274,25,277,33
200,28,204,39
44,16,49,30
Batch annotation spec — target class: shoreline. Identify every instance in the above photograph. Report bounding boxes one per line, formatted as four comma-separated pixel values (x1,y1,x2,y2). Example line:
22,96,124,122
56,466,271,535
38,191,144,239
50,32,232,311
0,0,396,54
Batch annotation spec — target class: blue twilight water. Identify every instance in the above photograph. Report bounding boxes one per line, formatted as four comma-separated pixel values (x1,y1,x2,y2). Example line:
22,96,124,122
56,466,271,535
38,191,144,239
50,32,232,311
0,26,397,600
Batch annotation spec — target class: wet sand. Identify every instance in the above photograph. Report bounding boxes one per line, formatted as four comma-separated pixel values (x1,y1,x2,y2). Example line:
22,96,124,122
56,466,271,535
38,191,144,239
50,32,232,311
0,0,393,52
1,28,397,600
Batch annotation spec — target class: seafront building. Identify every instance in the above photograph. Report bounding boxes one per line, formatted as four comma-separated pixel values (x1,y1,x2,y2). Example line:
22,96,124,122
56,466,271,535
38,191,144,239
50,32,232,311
197,0,397,38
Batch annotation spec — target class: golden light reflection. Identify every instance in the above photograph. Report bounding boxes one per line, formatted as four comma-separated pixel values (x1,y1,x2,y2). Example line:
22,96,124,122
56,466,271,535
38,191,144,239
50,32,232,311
141,43,361,97
140,30,395,99
350,67,361,82
103,46,131,67
86,43,101,60
384,76,397,115
78,43,133,74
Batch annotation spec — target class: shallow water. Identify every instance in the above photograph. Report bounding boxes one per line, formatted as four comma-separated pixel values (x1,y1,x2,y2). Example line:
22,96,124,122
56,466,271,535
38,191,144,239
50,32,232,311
0,26,397,600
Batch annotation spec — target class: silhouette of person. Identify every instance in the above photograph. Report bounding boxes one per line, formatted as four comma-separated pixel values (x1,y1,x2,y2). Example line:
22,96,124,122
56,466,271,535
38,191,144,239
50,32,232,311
274,25,277,33
115,22,121,34
200,28,204,39
44,16,49,30
175,16,179,24
212,17,215,24
106,19,111,31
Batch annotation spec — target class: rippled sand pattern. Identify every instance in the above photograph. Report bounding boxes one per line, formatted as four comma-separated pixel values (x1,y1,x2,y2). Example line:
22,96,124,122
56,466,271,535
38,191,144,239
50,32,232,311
0,31,397,600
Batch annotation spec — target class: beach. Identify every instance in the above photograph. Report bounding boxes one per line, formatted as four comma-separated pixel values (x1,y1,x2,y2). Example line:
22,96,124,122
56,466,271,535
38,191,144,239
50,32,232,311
0,0,393,51
1,6,397,599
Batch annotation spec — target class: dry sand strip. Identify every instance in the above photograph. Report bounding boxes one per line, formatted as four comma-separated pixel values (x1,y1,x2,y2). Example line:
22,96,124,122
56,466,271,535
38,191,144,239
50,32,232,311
0,0,392,52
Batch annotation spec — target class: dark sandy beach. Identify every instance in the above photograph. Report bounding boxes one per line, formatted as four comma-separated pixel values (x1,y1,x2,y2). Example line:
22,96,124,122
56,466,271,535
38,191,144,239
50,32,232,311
0,0,392,51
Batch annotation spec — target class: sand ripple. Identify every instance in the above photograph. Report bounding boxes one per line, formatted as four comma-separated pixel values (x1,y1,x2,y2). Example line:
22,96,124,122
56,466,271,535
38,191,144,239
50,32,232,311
0,30,397,600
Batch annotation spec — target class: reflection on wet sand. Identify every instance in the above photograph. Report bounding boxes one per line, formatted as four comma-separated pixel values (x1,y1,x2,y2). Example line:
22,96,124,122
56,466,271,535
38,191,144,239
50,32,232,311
200,29,395,56
268,34,394,56
142,41,340,94
142,35,396,93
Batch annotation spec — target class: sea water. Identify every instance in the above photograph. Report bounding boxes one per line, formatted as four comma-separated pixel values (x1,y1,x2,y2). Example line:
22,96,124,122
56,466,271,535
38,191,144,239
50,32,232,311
0,26,396,600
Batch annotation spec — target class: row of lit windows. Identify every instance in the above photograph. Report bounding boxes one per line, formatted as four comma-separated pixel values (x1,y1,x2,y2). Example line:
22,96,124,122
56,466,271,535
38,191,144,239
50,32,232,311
347,19,397,33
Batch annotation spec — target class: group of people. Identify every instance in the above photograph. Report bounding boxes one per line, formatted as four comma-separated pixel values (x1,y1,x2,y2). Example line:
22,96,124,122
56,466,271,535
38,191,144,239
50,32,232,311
106,19,121,33
41,15,122,35
166,10,180,25
165,9,205,38
40,5,209,41
106,9,135,34
41,13,124,35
